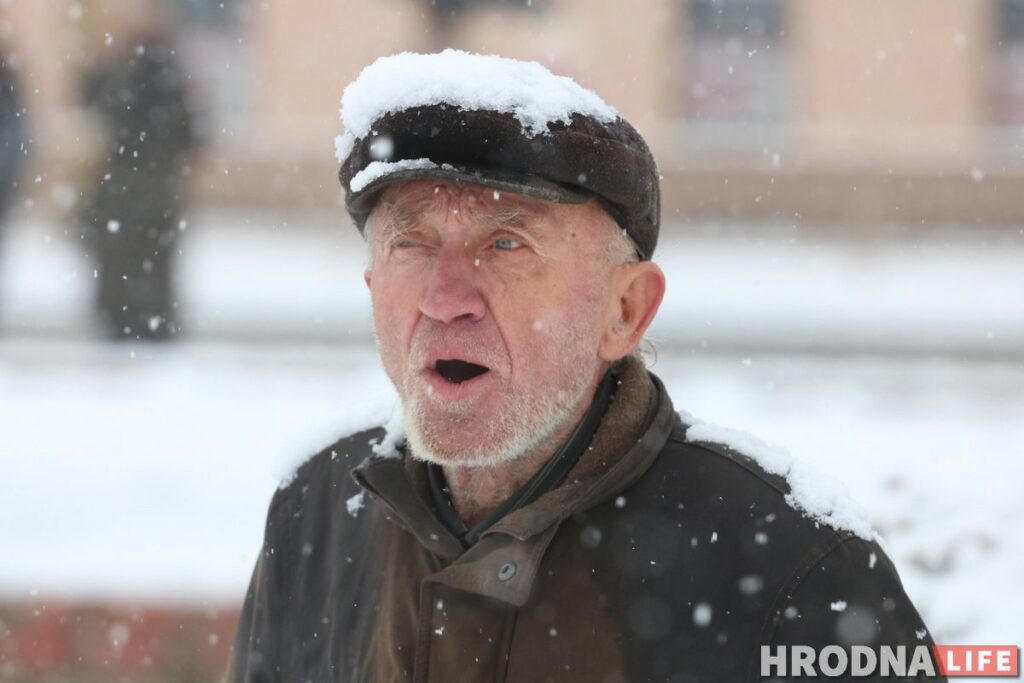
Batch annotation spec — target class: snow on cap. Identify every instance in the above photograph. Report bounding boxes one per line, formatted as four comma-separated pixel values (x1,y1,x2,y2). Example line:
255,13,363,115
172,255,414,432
335,50,662,260
336,49,618,158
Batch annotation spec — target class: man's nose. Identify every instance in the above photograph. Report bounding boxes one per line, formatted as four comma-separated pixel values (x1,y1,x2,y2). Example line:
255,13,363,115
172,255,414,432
419,249,486,324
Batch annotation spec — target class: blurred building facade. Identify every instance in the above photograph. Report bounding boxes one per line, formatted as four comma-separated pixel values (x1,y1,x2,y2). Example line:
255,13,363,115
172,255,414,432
1,0,1021,225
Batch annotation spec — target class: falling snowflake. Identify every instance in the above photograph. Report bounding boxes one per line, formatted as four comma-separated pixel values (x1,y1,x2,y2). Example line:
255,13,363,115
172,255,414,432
346,491,366,518
693,602,713,627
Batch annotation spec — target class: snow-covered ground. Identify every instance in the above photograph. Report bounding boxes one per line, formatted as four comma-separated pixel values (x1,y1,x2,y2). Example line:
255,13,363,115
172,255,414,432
0,212,1021,647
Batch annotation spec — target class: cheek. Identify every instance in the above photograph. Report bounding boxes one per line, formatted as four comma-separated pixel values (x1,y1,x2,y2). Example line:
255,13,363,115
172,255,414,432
370,276,419,354
502,274,607,355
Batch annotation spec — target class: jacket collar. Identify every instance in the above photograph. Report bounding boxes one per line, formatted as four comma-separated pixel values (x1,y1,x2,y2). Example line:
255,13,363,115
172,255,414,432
352,447,466,561
351,358,678,602
483,359,673,541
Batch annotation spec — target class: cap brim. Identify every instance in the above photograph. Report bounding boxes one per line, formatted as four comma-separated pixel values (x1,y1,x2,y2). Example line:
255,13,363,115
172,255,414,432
347,163,594,223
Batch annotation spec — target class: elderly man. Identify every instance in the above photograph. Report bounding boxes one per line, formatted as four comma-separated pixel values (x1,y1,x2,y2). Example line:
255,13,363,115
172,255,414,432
229,52,941,682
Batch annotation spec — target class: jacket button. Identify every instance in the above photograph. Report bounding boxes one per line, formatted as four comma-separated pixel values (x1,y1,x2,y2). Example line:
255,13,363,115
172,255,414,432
497,562,517,581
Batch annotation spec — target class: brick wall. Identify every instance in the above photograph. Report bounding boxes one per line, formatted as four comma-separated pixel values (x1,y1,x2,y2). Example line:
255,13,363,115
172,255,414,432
0,599,240,683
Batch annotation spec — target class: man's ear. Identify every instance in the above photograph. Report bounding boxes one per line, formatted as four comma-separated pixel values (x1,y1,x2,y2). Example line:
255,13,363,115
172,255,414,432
598,262,666,362
364,268,372,289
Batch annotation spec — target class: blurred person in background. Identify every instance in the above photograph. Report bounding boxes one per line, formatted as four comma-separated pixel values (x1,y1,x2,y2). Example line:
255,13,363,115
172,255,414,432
78,0,199,341
0,38,26,276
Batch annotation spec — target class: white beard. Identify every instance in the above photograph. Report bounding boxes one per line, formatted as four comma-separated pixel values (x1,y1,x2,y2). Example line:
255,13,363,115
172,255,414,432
402,372,594,468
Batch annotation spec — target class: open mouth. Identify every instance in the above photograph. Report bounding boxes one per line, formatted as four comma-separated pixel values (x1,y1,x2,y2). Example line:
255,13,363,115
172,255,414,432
434,359,489,384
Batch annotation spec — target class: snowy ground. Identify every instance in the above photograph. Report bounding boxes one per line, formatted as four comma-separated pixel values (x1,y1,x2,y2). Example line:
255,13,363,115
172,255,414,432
0,211,1021,648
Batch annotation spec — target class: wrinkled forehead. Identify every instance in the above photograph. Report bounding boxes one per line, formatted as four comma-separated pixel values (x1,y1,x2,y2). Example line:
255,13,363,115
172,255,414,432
368,180,561,237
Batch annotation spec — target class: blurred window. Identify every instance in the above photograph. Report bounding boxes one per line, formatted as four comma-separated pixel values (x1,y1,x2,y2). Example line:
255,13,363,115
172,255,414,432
166,0,242,25
683,0,790,124
993,0,1024,124
426,0,540,17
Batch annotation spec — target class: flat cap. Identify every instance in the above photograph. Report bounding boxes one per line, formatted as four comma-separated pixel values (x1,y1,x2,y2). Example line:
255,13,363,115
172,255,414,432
336,50,661,260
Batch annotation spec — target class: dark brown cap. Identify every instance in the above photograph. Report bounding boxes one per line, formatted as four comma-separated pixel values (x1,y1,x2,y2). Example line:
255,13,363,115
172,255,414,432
338,103,661,260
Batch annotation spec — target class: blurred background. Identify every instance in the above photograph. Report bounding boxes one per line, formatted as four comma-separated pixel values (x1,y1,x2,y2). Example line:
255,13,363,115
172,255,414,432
0,0,1022,680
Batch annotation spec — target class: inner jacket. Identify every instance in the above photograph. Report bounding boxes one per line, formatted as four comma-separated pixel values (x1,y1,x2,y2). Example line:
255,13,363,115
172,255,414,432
227,357,943,682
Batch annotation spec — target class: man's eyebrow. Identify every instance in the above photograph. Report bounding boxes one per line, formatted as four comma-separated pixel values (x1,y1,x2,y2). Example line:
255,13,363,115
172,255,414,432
372,201,422,242
471,203,537,232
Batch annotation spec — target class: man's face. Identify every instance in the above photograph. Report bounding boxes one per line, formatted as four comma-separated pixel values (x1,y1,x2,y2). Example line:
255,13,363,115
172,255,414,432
365,180,624,467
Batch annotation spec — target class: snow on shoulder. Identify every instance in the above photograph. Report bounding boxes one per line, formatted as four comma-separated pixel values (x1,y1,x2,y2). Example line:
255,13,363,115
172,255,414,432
334,49,619,163
371,407,405,459
682,412,877,541
276,401,395,490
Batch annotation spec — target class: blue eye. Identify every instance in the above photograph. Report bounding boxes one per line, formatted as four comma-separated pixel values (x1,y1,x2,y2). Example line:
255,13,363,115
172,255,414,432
494,237,521,250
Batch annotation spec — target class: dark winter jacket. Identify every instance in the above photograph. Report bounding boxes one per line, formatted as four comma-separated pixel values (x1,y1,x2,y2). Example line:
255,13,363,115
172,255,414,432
228,358,942,682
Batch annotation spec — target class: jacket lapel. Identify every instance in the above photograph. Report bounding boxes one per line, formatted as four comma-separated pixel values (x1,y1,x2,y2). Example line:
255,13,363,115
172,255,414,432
351,455,465,561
